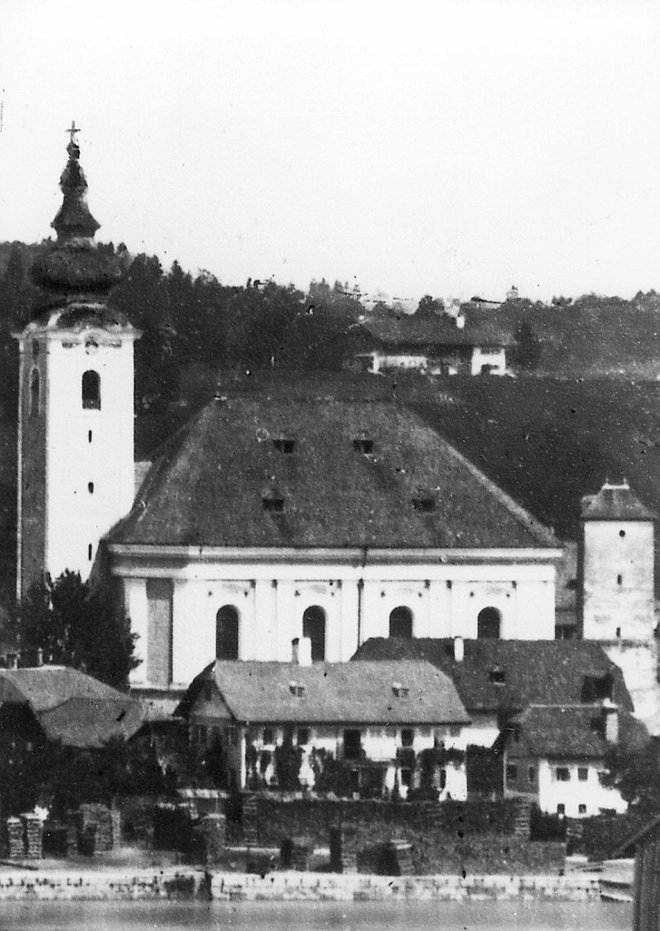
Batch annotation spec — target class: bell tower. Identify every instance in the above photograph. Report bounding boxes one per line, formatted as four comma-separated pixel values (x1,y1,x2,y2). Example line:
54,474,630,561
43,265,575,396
16,124,140,599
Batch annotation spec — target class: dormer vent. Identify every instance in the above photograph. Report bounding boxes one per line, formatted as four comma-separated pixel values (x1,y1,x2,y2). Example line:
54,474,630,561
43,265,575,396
274,438,295,454
262,488,284,513
353,434,374,454
412,495,435,513
488,668,506,684
392,681,410,698
289,681,305,697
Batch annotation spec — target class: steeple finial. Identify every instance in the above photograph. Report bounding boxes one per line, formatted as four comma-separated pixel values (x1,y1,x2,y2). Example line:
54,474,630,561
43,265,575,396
51,121,100,242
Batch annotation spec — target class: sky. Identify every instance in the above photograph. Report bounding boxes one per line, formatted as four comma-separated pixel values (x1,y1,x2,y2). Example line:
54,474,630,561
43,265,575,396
0,0,659,304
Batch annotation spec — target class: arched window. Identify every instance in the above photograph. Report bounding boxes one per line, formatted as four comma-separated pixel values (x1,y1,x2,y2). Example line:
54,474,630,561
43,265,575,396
477,607,501,639
216,605,239,660
302,605,326,661
82,370,101,410
29,368,40,417
389,606,413,638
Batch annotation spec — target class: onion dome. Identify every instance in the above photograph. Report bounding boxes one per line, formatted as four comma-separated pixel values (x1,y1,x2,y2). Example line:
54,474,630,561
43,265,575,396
32,123,124,297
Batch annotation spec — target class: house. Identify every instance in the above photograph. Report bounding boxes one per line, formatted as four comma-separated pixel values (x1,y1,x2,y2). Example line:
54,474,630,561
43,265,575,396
176,649,471,799
0,664,144,749
352,637,634,748
498,702,648,818
353,311,512,376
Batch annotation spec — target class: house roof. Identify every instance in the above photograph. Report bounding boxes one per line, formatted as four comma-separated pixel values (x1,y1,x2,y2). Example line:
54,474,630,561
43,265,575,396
107,397,557,550
0,666,144,748
507,704,649,759
351,638,634,715
581,482,656,522
179,660,471,726
359,313,513,349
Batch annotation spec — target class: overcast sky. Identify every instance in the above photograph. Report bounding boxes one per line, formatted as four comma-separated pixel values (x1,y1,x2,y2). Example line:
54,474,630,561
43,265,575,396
1,0,659,303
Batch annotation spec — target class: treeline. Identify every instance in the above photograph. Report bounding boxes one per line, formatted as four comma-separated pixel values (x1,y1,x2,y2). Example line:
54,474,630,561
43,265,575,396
0,241,365,413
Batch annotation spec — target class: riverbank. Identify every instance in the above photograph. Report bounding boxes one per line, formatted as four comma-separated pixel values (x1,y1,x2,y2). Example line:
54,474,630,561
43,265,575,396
0,865,606,902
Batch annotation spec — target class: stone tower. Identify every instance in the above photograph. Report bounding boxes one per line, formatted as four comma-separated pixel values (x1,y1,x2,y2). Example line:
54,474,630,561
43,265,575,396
578,480,656,641
15,125,139,599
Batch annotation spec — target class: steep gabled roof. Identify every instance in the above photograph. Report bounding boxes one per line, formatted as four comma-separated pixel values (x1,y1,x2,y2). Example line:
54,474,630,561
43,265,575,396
351,638,633,715
107,397,557,550
0,666,144,748
581,482,656,521
507,704,648,759
360,314,512,349
178,660,470,726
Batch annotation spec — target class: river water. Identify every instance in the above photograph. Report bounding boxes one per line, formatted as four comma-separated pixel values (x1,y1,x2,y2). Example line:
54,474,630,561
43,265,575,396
0,899,631,930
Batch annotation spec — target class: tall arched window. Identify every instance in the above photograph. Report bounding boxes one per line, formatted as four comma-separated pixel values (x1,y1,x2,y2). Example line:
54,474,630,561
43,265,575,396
477,607,501,639
302,605,326,661
29,368,40,417
216,605,239,660
389,606,413,638
82,370,101,410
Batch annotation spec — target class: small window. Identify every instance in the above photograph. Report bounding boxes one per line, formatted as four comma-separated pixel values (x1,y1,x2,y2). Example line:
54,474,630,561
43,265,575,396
263,494,284,513
578,767,588,781
88,482,94,494
262,728,275,745
439,768,447,791
389,606,413,638
617,574,623,586
578,804,587,815
343,728,362,761
82,370,101,410
273,438,295,454
488,668,506,684
88,430,93,444
29,368,40,417
401,728,414,748
557,804,566,816
506,764,518,781
449,725,461,738
87,543,93,562
353,438,374,454
556,767,570,782
289,682,305,697
412,496,435,513
478,607,501,639
616,627,621,638
297,727,310,746
528,767,536,783
400,768,412,787
597,771,608,786
619,529,626,538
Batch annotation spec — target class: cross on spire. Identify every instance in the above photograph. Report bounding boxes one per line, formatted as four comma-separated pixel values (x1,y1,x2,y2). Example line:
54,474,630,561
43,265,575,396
66,120,80,144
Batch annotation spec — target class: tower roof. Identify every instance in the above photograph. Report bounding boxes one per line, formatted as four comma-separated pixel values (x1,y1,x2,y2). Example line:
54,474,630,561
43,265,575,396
31,123,124,302
580,481,656,522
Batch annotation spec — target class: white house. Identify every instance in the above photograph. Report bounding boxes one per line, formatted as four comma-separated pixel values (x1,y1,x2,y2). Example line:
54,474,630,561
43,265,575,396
499,702,648,818
177,649,471,799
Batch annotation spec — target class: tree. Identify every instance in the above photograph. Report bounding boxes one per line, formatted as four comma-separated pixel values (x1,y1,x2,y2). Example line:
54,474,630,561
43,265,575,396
512,319,542,371
12,570,139,690
603,739,660,812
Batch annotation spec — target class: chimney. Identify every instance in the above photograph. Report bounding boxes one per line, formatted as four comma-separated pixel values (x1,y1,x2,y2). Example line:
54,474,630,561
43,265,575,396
602,698,619,744
453,636,464,663
292,636,313,666
36,648,43,667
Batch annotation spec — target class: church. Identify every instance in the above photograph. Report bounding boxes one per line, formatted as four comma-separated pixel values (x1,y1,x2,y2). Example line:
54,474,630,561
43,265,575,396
14,132,657,713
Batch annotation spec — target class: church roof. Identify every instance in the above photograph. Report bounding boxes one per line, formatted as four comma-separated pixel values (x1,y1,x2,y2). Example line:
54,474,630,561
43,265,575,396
108,397,558,550
351,638,634,714
180,659,470,726
581,482,656,521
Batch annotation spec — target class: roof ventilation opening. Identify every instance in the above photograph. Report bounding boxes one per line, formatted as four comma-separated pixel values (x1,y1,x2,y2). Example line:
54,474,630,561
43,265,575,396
289,681,305,698
392,681,410,698
412,495,435,513
488,668,506,685
353,436,374,455
274,438,296,454
262,489,284,513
